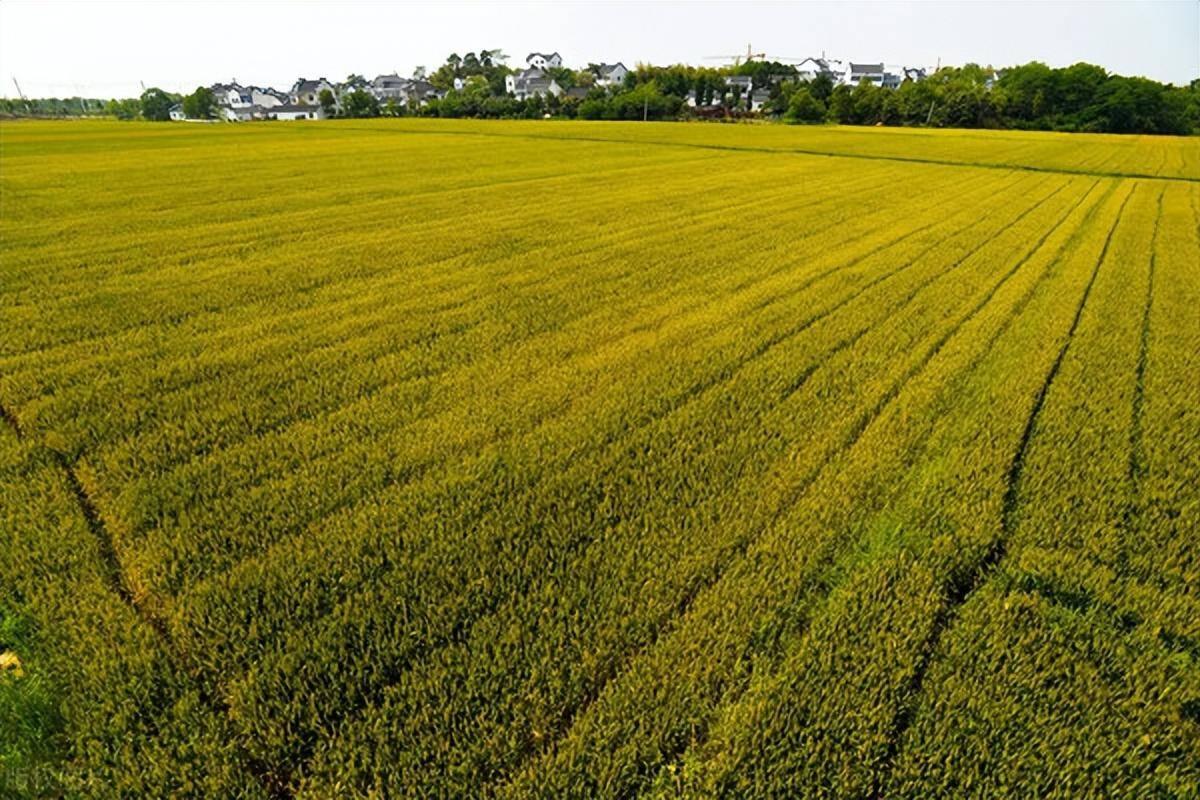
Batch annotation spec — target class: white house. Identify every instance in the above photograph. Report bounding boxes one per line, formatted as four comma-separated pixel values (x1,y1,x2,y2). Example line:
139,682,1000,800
725,75,753,91
367,74,437,107
685,89,720,108
526,51,563,70
371,73,410,100
249,87,285,108
794,57,845,83
169,104,185,121
207,82,289,120
594,62,628,87
267,104,325,120
222,105,260,122
846,63,885,86
212,83,254,108
505,68,563,100
291,78,338,106
749,88,772,111
724,75,753,106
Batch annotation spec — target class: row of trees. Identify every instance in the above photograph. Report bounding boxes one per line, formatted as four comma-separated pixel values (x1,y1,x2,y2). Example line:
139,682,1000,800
397,54,1200,135
5,57,1196,135
2,87,214,121
0,96,121,117
780,63,1199,135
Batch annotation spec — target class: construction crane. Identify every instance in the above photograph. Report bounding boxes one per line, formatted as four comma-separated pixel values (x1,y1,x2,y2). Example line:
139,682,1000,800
11,77,32,113
703,45,808,67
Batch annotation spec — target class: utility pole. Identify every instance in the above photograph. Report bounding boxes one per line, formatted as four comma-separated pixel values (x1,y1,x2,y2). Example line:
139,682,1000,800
643,95,648,122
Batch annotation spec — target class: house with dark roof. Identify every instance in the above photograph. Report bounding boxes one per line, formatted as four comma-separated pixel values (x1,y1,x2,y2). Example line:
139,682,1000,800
211,83,252,108
526,52,563,70
505,68,563,100
847,63,886,86
795,57,846,83
685,88,722,108
371,73,412,100
594,62,628,87
290,78,338,106
749,88,772,112
564,86,590,100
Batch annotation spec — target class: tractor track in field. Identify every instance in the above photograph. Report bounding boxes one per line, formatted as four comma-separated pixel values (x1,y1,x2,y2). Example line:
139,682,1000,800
158,166,1002,797
0,400,293,799
1120,186,1166,549
478,176,1100,797
0,403,139,616
257,172,1043,787
869,181,1135,797
622,175,1110,799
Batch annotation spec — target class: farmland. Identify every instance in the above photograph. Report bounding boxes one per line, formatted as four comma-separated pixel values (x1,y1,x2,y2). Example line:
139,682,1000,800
1,118,1198,798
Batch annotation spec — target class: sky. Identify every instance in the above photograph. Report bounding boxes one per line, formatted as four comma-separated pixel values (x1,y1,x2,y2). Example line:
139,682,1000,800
1,0,1197,98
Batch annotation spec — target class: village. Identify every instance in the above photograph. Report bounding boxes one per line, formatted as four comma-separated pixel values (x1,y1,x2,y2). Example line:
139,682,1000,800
169,51,937,121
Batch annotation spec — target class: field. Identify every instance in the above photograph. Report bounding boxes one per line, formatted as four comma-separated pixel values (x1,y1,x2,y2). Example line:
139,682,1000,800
1,118,1198,798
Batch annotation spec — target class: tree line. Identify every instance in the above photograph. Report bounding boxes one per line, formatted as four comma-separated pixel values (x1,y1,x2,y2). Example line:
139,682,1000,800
780,62,1199,135
4,57,1197,136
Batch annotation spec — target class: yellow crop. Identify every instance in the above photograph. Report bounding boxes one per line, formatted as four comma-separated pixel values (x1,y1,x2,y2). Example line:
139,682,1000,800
1,118,1197,798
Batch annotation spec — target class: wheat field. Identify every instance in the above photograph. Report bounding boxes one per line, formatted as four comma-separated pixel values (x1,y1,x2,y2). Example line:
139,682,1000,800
1,119,1197,798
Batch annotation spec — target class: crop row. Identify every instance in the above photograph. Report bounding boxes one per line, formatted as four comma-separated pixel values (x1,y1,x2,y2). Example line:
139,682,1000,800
884,181,1200,797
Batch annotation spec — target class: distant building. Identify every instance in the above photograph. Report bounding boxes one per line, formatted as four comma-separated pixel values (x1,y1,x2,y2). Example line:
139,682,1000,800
724,75,753,107
847,63,885,86
505,68,563,100
211,82,253,108
370,73,412,100
206,81,288,121
291,78,338,106
169,104,185,121
794,56,845,83
405,79,439,106
267,104,325,120
526,52,563,70
564,86,590,100
749,88,772,111
221,105,260,122
724,75,753,92
594,62,628,87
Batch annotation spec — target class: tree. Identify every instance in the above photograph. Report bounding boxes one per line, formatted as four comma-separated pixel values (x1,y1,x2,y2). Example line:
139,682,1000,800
808,73,835,103
851,79,884,124
826,84,854,123
341,89,380,118
140,87,174,121
344,74,368,90
181,87,216,120
785,87,826,123
318,88,337,116
107,97,142,120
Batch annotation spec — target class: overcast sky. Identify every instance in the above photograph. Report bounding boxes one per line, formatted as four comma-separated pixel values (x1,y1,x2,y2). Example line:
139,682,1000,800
1,0,1196,98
